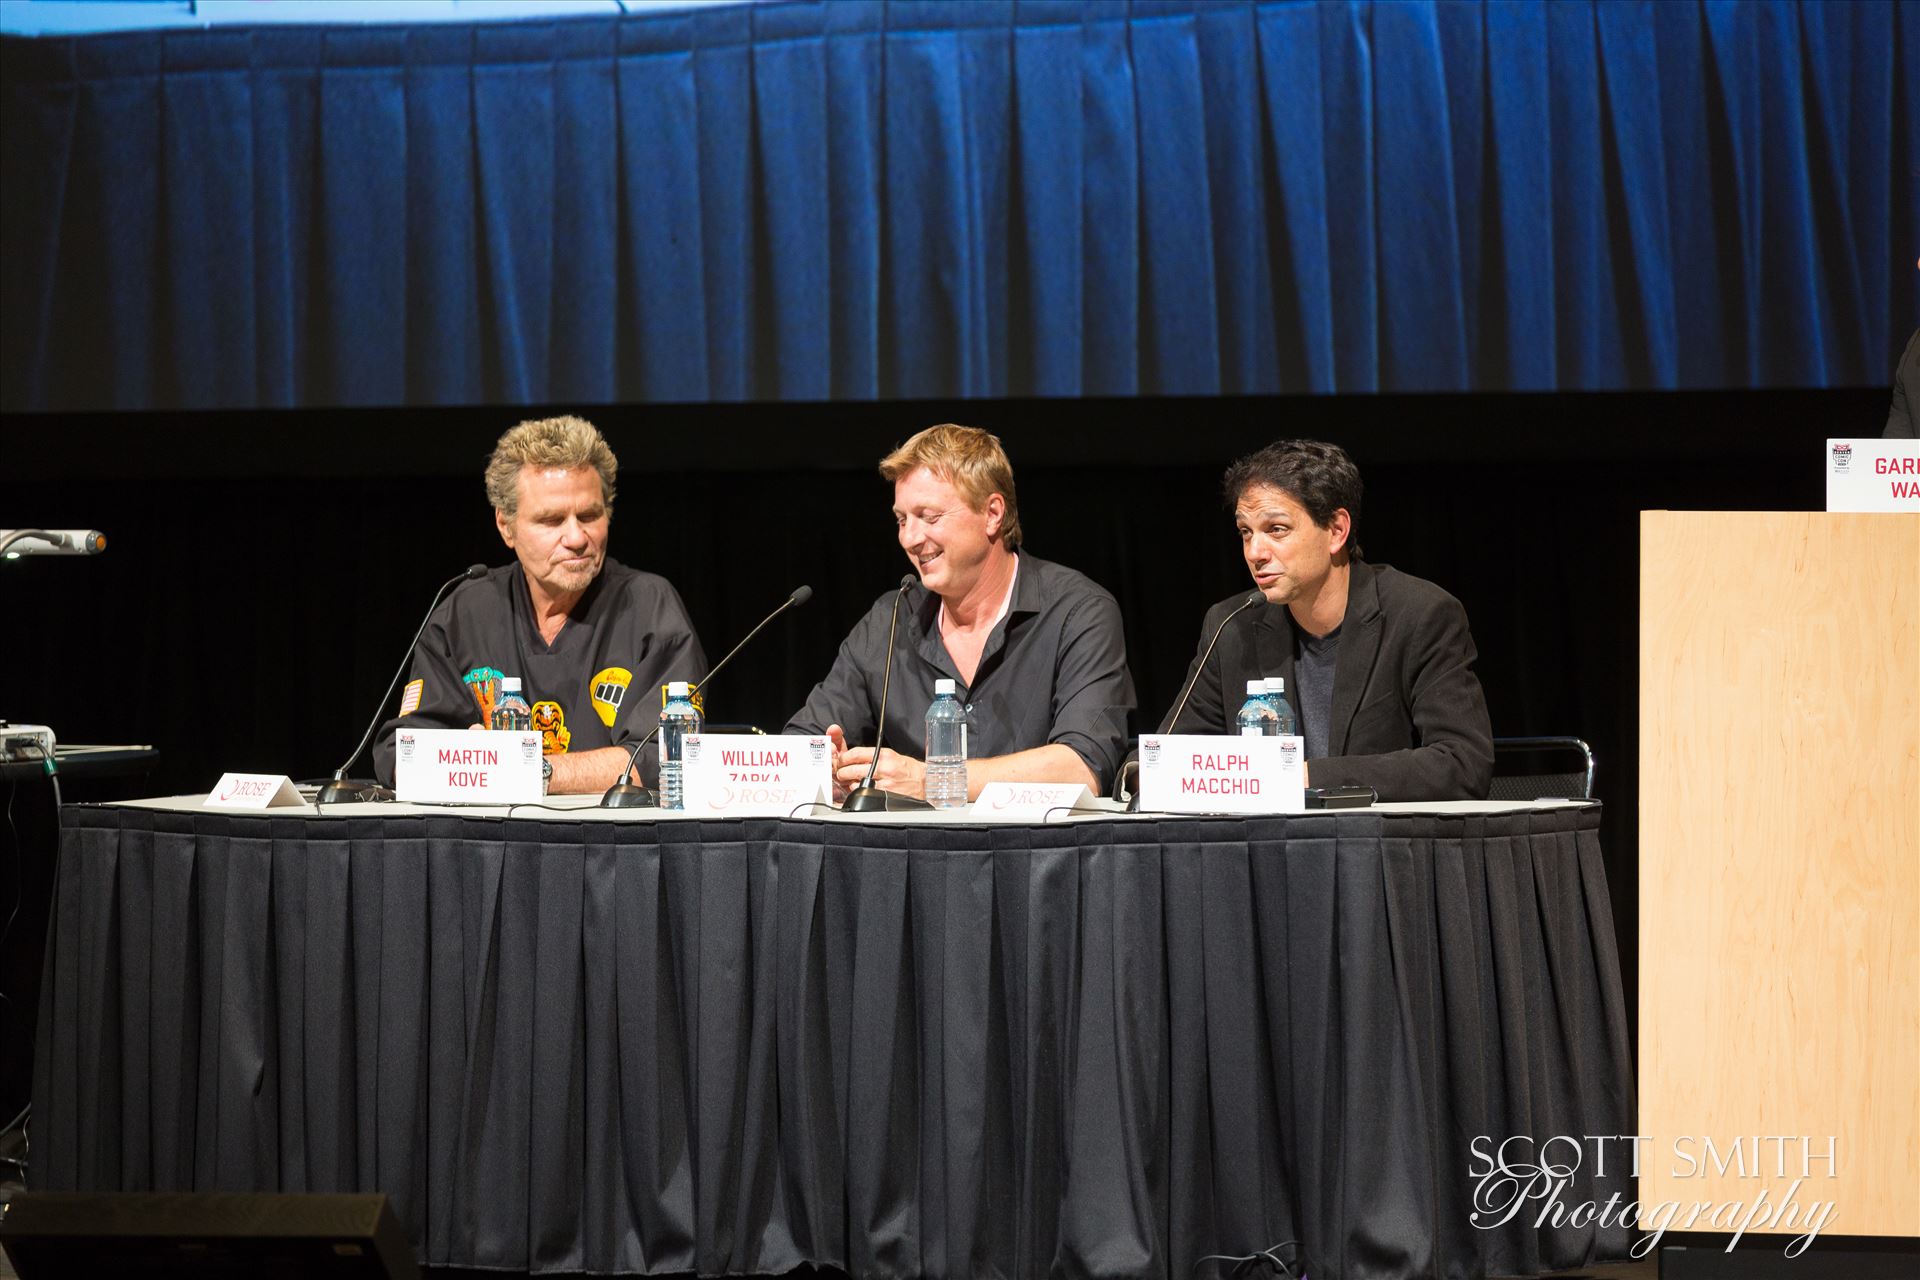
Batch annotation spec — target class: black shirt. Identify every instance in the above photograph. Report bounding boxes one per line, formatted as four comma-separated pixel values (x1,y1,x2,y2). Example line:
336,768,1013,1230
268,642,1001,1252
784,551,1137,790
373,558,707,785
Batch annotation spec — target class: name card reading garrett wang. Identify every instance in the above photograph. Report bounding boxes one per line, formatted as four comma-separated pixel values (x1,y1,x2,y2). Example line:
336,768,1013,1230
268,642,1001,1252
1137,734,1305,815
204,773,305,810
682,734,832,816
394,727,543,805
1827,438,1920,513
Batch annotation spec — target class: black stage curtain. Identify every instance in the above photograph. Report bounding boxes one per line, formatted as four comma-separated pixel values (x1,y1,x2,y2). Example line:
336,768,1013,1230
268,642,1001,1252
38,803,1632,1280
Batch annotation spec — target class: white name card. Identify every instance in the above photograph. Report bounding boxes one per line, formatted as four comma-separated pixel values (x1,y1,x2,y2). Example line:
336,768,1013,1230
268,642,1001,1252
205,773,305,810
974,781,1092,819
1827,438,1920,512
394,727,543,805
1137,734,1305,814
682,734,831,816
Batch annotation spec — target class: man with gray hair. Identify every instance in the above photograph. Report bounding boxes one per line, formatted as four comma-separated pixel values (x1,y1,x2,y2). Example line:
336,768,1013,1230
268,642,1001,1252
373,415,706,793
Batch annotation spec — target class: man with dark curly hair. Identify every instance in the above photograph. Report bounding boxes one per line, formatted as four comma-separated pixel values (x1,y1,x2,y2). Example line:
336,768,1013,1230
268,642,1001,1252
1160,438,1493,801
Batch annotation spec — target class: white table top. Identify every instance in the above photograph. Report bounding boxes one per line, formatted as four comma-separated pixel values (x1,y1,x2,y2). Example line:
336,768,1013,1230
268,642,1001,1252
102,792,1596,825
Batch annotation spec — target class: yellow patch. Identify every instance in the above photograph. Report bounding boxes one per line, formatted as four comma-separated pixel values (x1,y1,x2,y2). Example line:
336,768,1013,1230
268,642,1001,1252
589,666,632,728
399,679,424,716
531,701,571,755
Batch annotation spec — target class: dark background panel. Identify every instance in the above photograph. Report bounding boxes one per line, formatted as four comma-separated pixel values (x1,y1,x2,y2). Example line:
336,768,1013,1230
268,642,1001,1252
0,385,1885,1122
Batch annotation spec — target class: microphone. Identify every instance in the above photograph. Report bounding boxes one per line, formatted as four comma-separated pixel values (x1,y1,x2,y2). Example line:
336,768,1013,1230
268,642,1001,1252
601,583,813,808
843,574,935,813
316,564,490,805
1115,590,1265,809
1158,590,1264,735
0,529,106,557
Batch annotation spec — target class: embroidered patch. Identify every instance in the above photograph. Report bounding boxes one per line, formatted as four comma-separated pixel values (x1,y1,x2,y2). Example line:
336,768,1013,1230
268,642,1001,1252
399,679,424,716
463,666,504,726
532,700,571,755
589,666,632,728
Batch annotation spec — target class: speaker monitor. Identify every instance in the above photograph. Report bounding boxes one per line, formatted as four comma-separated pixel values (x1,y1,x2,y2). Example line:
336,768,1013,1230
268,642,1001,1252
0,1191,418,1279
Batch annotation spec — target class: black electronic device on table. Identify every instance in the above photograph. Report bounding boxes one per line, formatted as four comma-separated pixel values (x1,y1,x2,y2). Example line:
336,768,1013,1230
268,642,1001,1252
1303,785,1376,810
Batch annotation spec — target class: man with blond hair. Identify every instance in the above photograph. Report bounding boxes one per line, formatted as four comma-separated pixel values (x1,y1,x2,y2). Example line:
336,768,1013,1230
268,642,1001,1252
374,415,706,793
787,424,1136,800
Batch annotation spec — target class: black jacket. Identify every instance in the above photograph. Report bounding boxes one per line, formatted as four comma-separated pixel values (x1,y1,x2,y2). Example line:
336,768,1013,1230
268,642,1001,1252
1161,560,1494,801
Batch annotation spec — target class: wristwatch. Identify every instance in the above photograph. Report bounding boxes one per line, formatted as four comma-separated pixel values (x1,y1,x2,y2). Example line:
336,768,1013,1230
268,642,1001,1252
542,757,553,792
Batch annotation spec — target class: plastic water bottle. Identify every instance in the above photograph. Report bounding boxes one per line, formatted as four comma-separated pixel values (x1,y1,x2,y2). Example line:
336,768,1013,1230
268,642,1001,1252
658,680,702,810
1263,676,1296,736
1237,678,1279,736
924,678,970,809
491,677,532,731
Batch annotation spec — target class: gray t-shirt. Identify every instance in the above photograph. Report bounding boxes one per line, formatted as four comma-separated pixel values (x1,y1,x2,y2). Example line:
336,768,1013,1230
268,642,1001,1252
1293,623,1342,761
785,550,1137,789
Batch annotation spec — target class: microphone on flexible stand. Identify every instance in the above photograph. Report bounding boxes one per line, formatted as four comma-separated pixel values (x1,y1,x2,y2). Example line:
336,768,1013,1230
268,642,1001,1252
317,563,490,805
600,584,813,808
1158,590,1265,735
1116,590,1265,808
843,574,935,813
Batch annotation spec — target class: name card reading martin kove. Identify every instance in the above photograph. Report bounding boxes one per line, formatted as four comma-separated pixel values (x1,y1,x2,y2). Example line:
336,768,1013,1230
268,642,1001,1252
682,733,832,816
1137,734,1305,814
394,727,544,805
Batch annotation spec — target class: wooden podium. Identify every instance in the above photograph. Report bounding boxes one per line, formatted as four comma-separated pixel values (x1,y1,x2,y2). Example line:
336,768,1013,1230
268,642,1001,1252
1639,512,1918,1239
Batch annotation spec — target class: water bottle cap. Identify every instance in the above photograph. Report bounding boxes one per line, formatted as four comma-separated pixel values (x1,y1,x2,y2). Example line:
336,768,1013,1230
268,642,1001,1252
501,677,522,692
1265,677,1284,693
1246,679,1266,695
667,680,691,697
934,678,957,695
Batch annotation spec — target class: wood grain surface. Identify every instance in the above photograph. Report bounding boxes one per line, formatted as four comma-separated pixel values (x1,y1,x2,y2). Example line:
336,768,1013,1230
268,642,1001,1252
1638,511,1917,1236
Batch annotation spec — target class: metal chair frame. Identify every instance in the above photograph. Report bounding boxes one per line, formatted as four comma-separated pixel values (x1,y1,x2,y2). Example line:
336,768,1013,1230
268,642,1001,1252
1489,735,1595,801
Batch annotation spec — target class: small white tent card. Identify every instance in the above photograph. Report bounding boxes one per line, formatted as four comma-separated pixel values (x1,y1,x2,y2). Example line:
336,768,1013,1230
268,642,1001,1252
204,773,305,810
973,781,1092,819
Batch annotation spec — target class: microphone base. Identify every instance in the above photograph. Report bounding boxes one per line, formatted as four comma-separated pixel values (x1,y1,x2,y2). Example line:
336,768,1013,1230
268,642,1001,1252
316,778,393,805
842,786,934,813
600,782,660,809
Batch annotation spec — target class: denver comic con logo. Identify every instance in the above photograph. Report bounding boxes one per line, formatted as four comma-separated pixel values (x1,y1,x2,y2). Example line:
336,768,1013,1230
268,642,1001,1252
1469,1134,1840,1259
1830,441,1852,473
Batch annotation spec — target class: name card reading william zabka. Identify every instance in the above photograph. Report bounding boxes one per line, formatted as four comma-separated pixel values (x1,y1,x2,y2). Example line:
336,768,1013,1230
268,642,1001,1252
1137,734,1305,815
394,727,544,805
682,734,832,816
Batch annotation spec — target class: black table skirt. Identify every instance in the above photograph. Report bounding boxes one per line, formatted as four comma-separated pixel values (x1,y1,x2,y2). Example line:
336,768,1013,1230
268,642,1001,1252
34,805,1634,1280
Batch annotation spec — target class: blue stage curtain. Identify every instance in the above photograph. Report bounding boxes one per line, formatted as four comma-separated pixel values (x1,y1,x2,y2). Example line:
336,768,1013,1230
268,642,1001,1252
2,0,1914,411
